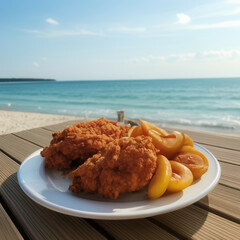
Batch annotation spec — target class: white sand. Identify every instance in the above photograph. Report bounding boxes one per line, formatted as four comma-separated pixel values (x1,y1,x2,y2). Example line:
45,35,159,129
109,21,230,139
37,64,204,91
0,110,82,135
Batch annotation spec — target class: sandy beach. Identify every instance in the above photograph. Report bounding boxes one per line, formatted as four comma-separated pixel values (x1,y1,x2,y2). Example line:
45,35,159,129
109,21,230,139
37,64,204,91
0,110,81,135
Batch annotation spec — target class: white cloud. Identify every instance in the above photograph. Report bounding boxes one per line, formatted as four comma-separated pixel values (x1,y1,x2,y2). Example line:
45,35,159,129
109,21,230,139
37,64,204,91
133,52,196,63
217,7,240,16
23,29,103,38
227,0,240,4
33,62,39,67
109,26,146,32
188,20,240,29
134,57,150,63
46,18,59,25
175,1,240,24
176,13,191,24
202,49,240,58
148,55,166,61
132,49,240,63
196,7,240,19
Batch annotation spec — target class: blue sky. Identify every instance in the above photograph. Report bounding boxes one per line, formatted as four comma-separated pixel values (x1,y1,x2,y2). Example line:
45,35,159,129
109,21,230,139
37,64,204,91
1,0,240,80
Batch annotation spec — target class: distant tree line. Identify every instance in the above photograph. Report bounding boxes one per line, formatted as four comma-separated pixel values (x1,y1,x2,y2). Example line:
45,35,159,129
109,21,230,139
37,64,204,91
0,78,56,82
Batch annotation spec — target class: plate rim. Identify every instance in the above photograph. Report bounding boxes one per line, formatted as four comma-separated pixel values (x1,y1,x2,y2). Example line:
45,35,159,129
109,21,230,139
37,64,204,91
17,143,221,220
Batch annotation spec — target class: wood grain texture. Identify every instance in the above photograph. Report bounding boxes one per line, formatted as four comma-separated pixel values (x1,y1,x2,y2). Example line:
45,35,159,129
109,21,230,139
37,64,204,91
0,134,40,162
0,204,23,240
96,219,178,240
0,151,19,184
1,120,240,240
0,152,106,240
1,173,106,240
197,184,240,222
13,128,53,147
43,119,86,132
0,151,177,240
219,162,240,190
9,121,240,168
199,143,240,165
182,130,240,151
15,127,240,167
153,205,239,240
4,128,239,192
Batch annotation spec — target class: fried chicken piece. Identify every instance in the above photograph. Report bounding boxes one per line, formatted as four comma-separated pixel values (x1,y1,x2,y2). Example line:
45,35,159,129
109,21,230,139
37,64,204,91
119,125,132,138
41,118,131,171
69,136,157,199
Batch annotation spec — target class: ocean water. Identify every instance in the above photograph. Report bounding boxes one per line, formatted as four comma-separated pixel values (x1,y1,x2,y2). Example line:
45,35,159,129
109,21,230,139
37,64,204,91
0,78,240,134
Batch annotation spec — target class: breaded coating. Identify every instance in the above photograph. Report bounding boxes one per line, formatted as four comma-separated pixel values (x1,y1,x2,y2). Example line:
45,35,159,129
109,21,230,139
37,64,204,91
41,118,131,171
69,136,157,199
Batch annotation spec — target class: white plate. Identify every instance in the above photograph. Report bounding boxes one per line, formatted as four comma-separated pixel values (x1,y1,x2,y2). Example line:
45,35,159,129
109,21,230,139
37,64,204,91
17,143,221,220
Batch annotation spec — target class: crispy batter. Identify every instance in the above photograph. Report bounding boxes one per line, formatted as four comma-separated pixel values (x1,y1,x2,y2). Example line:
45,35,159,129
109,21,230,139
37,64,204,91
41,118,131,171
69,136,157,199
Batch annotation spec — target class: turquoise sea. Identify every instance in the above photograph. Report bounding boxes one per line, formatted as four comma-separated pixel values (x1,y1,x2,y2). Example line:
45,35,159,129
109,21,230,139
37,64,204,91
0,78,240,134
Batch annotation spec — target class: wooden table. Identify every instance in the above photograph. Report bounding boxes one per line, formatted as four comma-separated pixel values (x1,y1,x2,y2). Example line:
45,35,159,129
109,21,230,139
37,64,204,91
0,120,239,240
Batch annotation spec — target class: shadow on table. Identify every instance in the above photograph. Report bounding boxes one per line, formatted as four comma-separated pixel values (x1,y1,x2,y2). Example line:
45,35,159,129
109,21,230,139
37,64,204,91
0,172,210,239
0,173,107,240
150,196,209,239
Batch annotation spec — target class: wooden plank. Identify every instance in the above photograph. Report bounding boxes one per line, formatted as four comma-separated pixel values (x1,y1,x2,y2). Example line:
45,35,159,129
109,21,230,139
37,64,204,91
43,119,87,132
11,126,239,169
1,124,239,239
153,205,239,240
0,153,106,240
10,126,240,168
1,174,107,240
2,147,238,227
197,184,240,222
159,125,240,151
0,204,23,240
219,162,240,190
184,129,240,151
42,121,76,132
0,151,177,240
12,128,238,190
0,152,19,184
200,143,240,165
3,128,239,223
0,152,178,240
10,127,239,191
96,219,178,240
13,128,53,147
0,134,40,163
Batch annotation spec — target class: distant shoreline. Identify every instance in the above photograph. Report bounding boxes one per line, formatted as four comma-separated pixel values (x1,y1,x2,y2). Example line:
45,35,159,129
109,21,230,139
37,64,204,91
0,78,56,83
1,77,240,83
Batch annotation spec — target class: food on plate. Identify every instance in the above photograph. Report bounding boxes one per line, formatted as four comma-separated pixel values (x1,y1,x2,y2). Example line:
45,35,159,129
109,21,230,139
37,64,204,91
130,120,208,192
41,117,209,200
41,118,131,171
174,146,209,179
128,126,143,137
140,120,168,136
148,130,185,159
148,155,172,199
69,136,157,199
182,133,194,147
167,161,193,192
